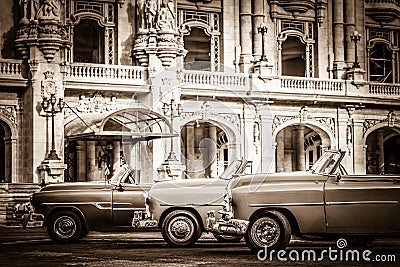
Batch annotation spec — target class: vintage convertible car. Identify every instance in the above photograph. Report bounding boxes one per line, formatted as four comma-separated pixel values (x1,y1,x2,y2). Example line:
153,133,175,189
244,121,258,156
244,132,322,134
17,159,248,244
18,165,151,243
133,159,249,246
206,150,400,252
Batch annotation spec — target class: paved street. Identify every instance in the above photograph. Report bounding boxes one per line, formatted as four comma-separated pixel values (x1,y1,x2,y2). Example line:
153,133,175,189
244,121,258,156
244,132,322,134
1,227,399,266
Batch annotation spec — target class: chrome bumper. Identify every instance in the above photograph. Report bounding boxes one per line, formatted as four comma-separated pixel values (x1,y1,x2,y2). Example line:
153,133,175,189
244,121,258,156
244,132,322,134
132,210,158,229
14,203,44,229
206,210,249,236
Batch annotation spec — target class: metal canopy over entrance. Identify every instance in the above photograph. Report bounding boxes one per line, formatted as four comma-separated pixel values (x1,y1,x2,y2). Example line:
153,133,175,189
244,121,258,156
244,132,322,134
65,108,176,141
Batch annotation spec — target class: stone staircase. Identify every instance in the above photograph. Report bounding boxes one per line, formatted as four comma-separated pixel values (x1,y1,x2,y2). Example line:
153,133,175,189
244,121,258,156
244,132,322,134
0,184,40,226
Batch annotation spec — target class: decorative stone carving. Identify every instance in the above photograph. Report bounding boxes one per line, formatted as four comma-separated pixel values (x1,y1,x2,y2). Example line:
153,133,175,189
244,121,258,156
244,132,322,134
157,0,176,31
272,115,296,133
180,111,240,131
74,93,119,114
41,71,58,97
363,119,387,134
0,106,17,126
146,0,158,30
36,0,61,22
133,0,182,68
19,0,40,24
15,0,69,62
272,114,336,137
137,0,146,31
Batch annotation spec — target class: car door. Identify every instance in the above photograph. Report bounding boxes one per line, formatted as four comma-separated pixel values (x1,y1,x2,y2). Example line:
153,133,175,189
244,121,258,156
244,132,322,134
111,172,150,229
324,175,400,233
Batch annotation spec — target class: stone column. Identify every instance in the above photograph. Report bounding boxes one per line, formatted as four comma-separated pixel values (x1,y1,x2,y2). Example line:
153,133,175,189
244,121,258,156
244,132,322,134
112,140,121,174
276,130,285,172
95,143,102,181
377,130,384,174
186,123,195,177
260,105,273,173
333,0,345,78
239,0,253,73
86,141,96,181
353,119,366,175
344,0,355,67
294,126,305,171
209,125,218,178
195,124,204,178
252,0,264,61
76,141,86,182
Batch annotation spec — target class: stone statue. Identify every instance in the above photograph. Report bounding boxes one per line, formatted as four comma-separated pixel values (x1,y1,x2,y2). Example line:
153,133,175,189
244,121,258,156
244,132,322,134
19,0,40,23
137,0,146,30
36,0,61,21
157,0,175,31
145,0,158,30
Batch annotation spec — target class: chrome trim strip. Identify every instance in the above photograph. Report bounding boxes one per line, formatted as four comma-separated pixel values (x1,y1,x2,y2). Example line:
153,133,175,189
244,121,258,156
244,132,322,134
326,200,399,206
249,202,324,207
113,208,145,211
93,202,112,210
160,203,223,207
43,202,102,206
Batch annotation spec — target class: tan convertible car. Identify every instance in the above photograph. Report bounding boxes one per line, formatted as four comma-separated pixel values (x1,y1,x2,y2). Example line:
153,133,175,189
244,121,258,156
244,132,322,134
206,150,400,252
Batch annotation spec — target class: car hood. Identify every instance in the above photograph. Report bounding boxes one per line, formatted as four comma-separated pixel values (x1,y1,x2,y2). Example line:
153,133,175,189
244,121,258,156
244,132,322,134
227,171,325,190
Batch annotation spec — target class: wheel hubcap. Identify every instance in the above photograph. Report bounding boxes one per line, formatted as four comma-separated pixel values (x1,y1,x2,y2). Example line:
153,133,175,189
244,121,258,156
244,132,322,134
168,216,193,243
252,217,280,247
54,216,77,239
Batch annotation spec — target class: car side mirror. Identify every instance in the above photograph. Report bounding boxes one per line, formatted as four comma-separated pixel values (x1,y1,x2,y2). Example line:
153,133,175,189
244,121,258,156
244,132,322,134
115,183,125,191
335,173,342,183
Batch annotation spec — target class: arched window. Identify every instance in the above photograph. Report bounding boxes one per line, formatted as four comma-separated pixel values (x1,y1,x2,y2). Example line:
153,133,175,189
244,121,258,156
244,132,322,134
278,20,315,77
73,19,105,63
369,42,393,83
281,36,306,77
184,28,211,70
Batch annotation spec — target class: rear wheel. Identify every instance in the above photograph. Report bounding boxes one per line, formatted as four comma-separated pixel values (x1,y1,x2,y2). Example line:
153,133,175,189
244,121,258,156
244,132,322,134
47,210,84,243
161,210,201,247
245,211,291,252
213,233,243,243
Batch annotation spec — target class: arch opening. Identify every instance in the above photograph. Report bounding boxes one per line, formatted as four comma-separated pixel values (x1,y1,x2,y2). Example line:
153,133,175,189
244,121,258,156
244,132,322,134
275,123,331,172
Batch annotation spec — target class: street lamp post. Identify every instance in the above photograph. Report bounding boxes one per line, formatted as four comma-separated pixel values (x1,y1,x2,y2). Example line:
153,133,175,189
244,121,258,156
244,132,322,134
162,98,183,161
258,22,268,62
350,31,361,69
41,93,65,160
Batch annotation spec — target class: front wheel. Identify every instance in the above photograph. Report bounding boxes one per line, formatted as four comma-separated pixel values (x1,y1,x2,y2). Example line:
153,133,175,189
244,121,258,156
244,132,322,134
245,211,291,252
47,210,84,243
213,233,243,243
161,210,201,247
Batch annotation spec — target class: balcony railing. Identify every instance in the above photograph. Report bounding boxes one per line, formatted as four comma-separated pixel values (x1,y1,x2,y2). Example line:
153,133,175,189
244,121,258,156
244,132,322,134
0,59,23,78
280,76,344,94
181,70,249,90
369,83,400,95
66,63,147,84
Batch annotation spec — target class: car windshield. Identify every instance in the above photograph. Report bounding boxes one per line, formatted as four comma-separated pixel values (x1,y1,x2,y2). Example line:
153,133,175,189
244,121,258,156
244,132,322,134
108,165,130,185
219,160,244,180
310,151,342,174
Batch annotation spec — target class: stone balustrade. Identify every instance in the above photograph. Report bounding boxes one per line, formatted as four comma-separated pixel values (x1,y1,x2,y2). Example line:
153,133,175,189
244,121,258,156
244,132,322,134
1,59,400,100
279,76,345,95
0,59,23,77
67,63,147,82
369,82,400,96
181,70,249,89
